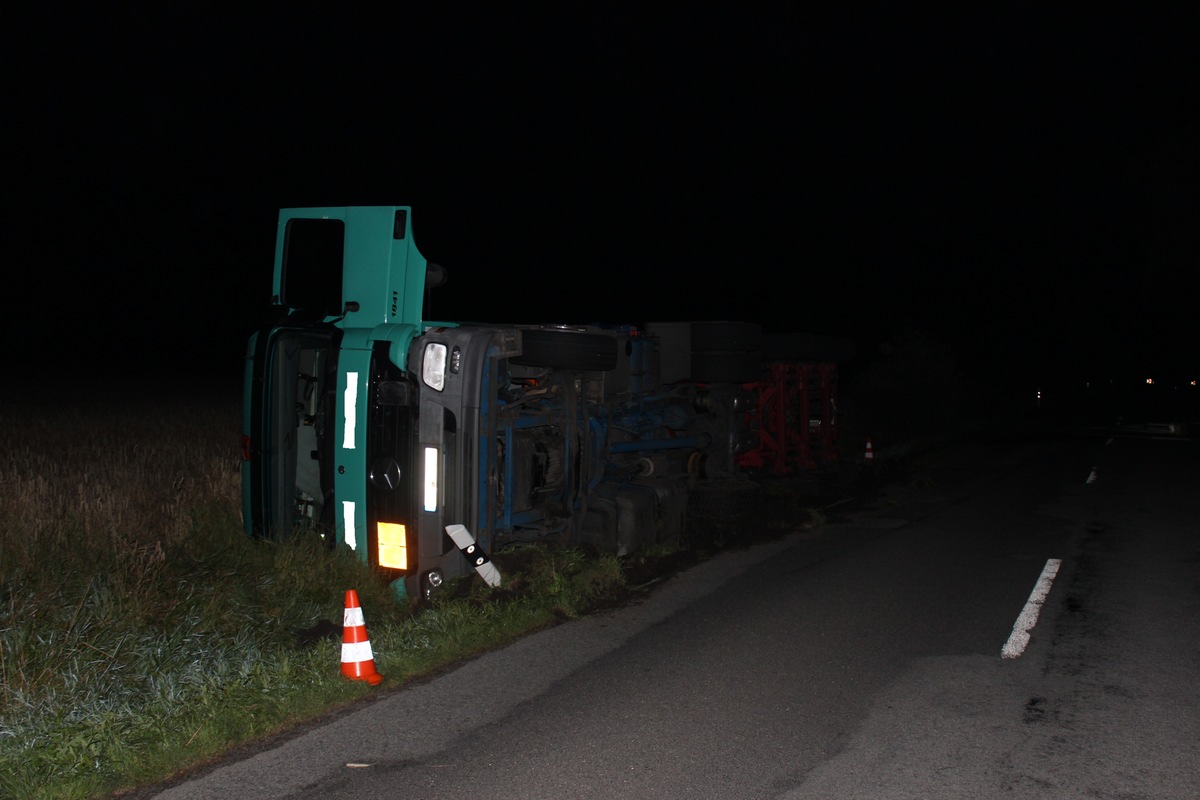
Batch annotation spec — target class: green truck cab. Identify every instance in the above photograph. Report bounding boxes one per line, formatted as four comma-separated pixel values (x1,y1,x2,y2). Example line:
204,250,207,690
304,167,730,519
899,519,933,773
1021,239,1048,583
243,207,452,599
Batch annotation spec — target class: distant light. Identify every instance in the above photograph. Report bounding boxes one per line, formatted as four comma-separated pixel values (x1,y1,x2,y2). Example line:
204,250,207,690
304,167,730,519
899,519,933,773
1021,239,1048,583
1146,378,1154,385
1192,380,1198,387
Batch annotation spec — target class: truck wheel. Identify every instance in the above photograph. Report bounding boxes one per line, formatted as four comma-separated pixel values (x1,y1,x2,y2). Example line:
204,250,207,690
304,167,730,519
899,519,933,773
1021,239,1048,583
513,329,619,371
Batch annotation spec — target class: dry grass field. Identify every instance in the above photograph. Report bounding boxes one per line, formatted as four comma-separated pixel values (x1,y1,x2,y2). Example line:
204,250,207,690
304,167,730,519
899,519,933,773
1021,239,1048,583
0,381,243,578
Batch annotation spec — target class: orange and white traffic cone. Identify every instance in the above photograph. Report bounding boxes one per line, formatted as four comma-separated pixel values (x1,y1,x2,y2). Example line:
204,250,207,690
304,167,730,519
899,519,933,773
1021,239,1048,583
864,438,875,463
340,589,383,686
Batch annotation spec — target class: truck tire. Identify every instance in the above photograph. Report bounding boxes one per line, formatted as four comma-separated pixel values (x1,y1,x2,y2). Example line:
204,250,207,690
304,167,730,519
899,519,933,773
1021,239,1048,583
512,329,619,371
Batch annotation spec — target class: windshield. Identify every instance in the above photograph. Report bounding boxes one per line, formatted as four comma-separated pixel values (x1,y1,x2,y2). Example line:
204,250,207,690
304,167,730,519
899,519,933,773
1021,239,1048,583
260,328,339,542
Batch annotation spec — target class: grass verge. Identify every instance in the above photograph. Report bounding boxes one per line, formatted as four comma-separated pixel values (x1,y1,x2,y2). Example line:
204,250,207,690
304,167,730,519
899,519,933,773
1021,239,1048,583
0,383,721,799
0,506,647,799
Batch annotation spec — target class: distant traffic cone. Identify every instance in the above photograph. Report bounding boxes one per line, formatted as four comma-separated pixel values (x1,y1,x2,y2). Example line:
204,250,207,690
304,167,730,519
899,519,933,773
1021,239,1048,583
340,590,383,686
864,438,875,462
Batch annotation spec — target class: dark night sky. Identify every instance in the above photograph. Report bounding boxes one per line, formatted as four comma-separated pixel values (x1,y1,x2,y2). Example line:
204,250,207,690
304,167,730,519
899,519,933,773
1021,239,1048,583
8,7,1198,389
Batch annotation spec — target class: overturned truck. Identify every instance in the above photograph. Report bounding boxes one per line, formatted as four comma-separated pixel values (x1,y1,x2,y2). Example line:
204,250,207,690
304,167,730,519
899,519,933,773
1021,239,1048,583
241,207,852,601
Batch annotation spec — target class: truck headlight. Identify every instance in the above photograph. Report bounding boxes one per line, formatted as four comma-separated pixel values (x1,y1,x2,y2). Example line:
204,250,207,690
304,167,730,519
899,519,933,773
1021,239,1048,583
422,343,448,391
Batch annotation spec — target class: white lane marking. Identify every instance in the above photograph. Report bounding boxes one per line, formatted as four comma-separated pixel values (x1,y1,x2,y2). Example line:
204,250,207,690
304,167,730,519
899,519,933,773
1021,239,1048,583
1002,558,1062,659
1086,467,1098,484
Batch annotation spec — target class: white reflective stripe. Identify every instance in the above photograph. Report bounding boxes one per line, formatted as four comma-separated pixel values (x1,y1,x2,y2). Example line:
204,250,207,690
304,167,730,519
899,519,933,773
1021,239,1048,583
343,372,358,449
341,640,374,663
423,447,438,512
344,607,365,627
343,501,356,550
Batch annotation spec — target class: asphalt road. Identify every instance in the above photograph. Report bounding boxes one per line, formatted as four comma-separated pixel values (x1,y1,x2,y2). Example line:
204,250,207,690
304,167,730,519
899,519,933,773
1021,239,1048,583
152,423,1199,799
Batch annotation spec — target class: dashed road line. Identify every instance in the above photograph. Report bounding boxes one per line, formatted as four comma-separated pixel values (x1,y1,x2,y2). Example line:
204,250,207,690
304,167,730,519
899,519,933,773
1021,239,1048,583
1002,558,1062,659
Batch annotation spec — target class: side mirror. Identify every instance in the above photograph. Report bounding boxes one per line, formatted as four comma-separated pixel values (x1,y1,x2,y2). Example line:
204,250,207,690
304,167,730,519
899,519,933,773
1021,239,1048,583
425,262,448,289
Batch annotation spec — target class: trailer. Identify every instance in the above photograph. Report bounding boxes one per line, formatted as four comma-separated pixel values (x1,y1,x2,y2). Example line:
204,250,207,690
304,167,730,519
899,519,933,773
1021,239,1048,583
241,207,851,601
